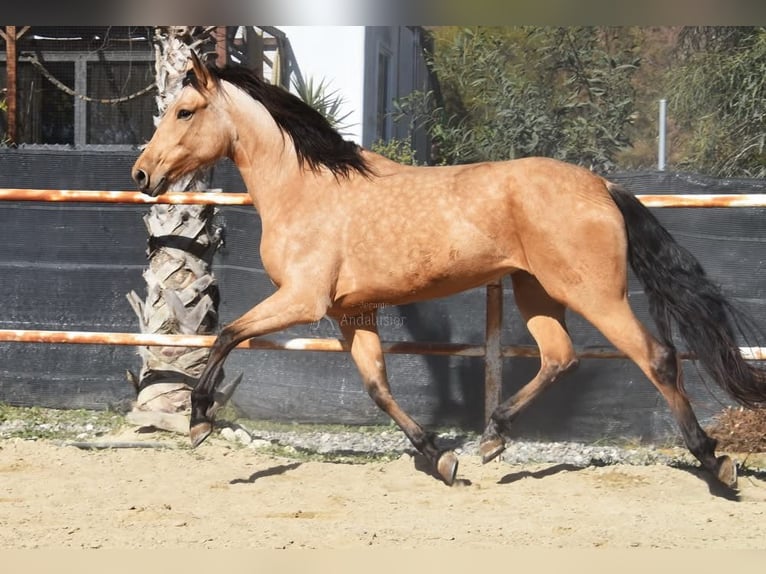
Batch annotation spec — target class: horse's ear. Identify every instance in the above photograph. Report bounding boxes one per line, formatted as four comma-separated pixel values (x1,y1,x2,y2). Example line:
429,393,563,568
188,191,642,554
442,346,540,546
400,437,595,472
187,50,215,91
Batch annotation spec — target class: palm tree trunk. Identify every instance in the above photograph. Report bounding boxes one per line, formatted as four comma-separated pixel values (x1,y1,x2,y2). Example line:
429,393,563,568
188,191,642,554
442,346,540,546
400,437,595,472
127,27,225,426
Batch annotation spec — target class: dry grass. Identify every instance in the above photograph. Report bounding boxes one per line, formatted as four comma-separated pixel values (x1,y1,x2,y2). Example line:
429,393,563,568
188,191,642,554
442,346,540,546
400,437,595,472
707,406,766,453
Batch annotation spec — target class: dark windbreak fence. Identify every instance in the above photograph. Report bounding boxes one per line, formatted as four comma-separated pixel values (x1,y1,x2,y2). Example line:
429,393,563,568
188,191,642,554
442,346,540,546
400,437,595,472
1,147,765,442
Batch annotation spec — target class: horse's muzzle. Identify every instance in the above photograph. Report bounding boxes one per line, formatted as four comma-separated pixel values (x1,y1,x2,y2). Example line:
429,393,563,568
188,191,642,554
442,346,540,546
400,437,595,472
132,168,167,197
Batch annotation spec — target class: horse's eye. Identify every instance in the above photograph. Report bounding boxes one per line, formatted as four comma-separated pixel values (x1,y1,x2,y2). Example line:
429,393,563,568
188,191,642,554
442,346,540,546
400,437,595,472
177,109,194,120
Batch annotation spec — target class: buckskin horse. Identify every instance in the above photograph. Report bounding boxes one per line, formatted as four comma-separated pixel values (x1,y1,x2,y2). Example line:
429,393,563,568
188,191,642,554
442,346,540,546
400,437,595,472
132,53,766,489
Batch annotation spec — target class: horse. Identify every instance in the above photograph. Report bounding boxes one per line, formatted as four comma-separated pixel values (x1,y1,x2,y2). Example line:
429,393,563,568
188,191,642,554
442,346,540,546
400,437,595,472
132,52,766,489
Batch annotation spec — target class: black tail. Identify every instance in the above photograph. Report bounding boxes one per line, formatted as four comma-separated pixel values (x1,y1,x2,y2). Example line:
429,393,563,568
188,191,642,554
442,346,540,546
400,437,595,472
607,182,766,408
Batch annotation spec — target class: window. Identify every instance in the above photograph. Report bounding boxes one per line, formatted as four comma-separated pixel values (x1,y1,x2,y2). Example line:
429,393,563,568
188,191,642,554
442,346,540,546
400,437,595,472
86,61,155,145
1,26,156,148
19,61,75,144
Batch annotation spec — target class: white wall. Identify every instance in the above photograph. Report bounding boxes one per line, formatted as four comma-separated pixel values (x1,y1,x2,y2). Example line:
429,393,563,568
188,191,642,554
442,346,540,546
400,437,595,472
279,26,366,144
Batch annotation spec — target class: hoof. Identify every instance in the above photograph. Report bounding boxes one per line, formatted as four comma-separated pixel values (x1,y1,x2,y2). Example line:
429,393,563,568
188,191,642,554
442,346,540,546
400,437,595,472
715,455,738,489
189,419,213,449
479,436,506,464
437,451,459,486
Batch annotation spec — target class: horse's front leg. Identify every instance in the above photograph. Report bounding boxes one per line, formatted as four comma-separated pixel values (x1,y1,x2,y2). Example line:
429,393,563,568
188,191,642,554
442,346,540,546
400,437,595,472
338,311,459,485
190,287,328,447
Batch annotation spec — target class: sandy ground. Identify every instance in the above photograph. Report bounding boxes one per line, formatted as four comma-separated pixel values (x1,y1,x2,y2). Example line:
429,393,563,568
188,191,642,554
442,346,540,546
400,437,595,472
1,433,765,550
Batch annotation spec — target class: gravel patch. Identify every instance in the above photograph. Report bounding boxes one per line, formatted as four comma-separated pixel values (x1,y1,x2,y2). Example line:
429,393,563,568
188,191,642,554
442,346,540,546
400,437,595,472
2,407,760,473
226,421,703,469
0,414,121,441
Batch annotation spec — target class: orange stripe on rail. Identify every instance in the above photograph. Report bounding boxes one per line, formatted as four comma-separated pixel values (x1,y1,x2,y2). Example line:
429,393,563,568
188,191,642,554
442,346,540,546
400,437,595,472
0,189,253,205
1,329,765,360
2,189,766,208
636,194,766,208
0,328,484,357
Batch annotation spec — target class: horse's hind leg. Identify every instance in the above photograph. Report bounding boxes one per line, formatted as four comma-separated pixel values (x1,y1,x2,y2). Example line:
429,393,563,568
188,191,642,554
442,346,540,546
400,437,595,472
338,311,459,485
575,295,737,488
480,272,579,463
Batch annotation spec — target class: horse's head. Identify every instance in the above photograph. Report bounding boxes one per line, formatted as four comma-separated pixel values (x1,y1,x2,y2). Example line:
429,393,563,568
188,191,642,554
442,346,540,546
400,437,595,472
132,52,233,196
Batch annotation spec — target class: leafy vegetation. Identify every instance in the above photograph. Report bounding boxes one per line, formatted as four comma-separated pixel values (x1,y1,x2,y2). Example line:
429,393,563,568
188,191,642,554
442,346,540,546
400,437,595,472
369,137,419,165
666,27,766,177
394,26,765,178
292,75,353,135
398,27,640,172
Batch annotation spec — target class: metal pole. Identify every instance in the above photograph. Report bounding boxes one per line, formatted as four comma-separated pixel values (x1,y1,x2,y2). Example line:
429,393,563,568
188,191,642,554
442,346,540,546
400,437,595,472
6,189,766,208
3,328,766,361
0,189,252,205
658,98,667,171
0,328,487,357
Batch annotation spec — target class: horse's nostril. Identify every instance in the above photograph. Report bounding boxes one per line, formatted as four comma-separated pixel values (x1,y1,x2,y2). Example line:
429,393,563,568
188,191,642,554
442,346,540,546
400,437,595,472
133,169,148,189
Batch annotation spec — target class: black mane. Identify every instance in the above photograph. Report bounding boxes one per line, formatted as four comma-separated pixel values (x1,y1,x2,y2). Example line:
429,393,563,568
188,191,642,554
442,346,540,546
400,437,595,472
184,64,372,179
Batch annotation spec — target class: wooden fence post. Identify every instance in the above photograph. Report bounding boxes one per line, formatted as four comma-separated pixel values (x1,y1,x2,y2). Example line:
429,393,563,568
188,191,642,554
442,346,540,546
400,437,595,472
484,279,504,423
3,26,17,145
